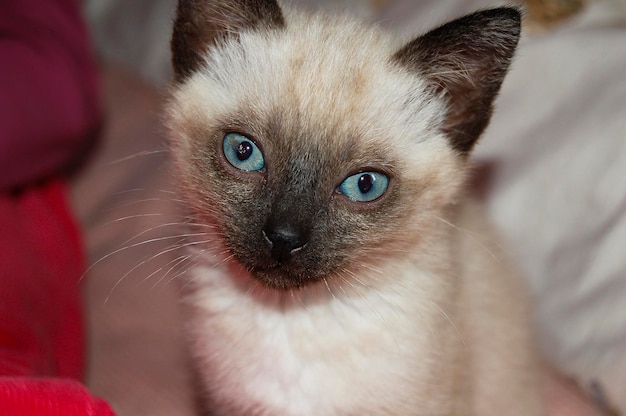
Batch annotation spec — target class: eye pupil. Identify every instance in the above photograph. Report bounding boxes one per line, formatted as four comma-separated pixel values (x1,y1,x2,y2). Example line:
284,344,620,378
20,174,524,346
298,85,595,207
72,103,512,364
236,141,253,161
358,174,374,194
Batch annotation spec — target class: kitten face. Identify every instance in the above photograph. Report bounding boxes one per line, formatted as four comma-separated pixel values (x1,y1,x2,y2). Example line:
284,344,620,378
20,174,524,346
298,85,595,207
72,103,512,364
166,2,520,290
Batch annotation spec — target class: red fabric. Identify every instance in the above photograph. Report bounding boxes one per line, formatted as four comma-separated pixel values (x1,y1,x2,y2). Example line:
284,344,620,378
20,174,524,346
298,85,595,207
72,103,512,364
0,181,84,378
0,0,113,412
0,378,115,416
0,0,101,191
0,181,115,415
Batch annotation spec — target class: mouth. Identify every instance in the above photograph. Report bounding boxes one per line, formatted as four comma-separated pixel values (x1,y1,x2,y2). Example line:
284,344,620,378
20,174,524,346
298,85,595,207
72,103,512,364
248,263,315,290
228,249,324,290
224,238,333,291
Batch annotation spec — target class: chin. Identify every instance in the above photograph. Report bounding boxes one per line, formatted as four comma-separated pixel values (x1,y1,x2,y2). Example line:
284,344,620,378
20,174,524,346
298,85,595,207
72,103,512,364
250,266,321,291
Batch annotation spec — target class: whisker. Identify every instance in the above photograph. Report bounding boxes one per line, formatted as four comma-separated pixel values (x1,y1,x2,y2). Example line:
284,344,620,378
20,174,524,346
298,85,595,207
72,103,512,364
337,269,388,324
177,257,208,293
433,215,501,262
106,213,167,223
428,298,466,348
105,197,186,213
104,149,169,167
358,263,384,276
342,268,370,289
104,238,215,302
246,280,261,296
289,288,310,311
323,277,337,301
107,188,189,207
151,254,194,290
82,231,211,283
117,222,209,246
112,188,178,197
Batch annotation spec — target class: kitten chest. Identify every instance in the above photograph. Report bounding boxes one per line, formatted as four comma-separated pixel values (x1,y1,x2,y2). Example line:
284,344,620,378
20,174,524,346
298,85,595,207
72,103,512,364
185,264,460,415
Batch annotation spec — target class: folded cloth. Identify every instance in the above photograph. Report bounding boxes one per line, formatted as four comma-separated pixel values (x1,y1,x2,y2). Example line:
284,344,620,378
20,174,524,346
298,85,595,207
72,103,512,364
0,378,115,416
0,180,115,415
0,0,101,192
0,180,84,377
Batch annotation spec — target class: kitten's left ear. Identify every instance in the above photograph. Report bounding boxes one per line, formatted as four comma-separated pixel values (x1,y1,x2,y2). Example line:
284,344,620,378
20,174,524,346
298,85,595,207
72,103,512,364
171,0,285,83
393,8,521,154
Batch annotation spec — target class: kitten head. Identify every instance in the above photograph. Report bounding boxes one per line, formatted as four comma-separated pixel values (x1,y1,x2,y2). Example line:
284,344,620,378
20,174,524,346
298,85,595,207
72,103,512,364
166,0,520,290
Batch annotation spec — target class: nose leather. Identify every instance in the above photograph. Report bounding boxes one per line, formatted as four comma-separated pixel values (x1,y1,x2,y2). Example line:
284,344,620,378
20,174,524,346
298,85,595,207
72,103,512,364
262,226,308,263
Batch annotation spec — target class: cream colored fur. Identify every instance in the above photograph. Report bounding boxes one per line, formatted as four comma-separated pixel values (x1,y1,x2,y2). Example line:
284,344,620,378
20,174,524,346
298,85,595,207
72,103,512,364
180,204,541,415
166,6,541,416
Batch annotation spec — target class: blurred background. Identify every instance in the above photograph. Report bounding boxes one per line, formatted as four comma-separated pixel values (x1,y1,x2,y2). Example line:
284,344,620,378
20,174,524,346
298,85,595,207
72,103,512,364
74,0,626,414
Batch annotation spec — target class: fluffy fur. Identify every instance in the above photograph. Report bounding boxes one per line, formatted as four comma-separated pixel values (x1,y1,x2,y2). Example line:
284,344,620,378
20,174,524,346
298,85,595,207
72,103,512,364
165,1,542,414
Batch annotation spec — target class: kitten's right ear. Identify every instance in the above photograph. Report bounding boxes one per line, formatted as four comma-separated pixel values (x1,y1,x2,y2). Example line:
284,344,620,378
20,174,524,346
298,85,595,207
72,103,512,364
393,8,521,155
171,0,285,83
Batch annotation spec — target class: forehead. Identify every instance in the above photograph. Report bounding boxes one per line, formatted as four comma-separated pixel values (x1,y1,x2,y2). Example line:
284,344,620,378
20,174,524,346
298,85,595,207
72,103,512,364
172,12,447,170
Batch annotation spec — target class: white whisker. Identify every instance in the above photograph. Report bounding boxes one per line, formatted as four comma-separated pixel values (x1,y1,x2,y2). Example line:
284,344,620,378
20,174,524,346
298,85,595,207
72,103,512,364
84,231,211,284
434,215,500,262
428,299,466,348
150,254,193,290
104,149,169,167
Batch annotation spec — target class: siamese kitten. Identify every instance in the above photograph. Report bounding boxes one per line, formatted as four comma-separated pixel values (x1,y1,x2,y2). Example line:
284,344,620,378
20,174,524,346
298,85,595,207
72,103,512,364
166,1,541,414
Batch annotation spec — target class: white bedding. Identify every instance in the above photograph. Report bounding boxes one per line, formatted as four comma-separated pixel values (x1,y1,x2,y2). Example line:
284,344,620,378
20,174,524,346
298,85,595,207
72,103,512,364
77,0,626,413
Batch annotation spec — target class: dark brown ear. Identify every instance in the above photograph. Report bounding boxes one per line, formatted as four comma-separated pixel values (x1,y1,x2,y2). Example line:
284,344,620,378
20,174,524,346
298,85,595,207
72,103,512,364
393,8,521,154
171,0,285,83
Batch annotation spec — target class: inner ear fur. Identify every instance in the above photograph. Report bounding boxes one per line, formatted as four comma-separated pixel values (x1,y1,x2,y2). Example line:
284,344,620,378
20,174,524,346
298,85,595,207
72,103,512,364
393,8,521,154
171,0,285,83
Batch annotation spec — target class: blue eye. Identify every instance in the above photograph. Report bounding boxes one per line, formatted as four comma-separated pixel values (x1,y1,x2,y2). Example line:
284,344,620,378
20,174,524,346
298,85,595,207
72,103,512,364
339,171,389,202
223,133,265,172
